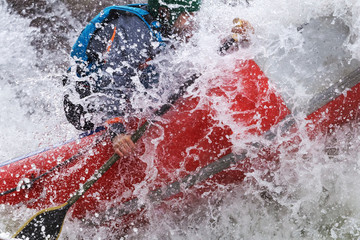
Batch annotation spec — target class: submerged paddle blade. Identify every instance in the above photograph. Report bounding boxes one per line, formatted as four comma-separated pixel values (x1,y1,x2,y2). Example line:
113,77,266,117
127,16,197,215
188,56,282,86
13,203,70,240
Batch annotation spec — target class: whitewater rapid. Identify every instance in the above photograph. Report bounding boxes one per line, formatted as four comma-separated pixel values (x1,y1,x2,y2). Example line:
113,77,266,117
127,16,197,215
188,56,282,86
0,0,80,162
2,0,360,239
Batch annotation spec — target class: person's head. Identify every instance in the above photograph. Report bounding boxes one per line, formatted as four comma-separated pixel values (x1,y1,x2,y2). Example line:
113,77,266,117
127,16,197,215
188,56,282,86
148,0,201,38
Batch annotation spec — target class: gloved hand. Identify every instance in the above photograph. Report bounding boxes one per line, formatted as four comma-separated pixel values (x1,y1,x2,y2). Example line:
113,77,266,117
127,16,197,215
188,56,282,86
219,18,254,55
231,18,254,42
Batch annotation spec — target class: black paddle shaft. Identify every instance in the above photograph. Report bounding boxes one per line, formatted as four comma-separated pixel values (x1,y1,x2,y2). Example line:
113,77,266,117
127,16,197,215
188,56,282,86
3,38,235,198
14,73,200,240
131,73,200,143
67,73,201,206
14,38,237,239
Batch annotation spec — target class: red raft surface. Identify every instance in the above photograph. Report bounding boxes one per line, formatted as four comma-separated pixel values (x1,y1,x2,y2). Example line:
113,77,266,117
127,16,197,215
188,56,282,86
0,15,360,234
1,55,360,234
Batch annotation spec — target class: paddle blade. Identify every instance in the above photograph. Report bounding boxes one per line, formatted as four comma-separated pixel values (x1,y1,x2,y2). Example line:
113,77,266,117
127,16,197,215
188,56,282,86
13,203,70,240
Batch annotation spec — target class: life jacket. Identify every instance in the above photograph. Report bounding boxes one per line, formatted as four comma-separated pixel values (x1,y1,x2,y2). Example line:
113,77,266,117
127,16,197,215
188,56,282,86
63,4,165,131
70,4,164,77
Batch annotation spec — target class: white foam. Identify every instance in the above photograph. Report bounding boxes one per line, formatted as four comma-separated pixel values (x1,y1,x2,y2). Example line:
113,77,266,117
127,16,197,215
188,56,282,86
2,0,360,239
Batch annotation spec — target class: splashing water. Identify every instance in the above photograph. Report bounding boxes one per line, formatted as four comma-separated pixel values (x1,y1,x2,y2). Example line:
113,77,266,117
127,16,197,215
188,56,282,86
0,1,77,161
2,0,360,239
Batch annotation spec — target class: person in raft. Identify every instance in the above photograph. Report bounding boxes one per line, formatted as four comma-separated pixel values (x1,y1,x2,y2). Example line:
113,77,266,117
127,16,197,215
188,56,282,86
63,0,254,157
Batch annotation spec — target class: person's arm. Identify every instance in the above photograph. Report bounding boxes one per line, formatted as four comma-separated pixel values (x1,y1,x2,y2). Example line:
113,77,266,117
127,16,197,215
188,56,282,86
219,18,254,55
109,19,254,157
231,18,254,42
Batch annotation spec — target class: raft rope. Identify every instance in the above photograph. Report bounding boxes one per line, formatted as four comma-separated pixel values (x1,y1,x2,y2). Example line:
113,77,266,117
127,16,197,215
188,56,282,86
85,115,300,220
95,152,248,220
0,73,201,198
0,129,107,197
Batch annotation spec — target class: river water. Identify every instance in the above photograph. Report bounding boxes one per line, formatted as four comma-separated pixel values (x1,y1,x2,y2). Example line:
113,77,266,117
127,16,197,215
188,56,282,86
1,0,360,239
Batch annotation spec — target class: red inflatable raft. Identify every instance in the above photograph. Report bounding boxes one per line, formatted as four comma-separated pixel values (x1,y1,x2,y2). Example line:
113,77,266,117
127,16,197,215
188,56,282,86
2,58,360,234
2,16,360,237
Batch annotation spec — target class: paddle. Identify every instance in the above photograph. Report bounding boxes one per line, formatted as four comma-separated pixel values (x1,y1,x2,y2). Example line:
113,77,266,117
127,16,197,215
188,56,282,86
1,36,240,198
12,37,241,239
13,73,200,240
